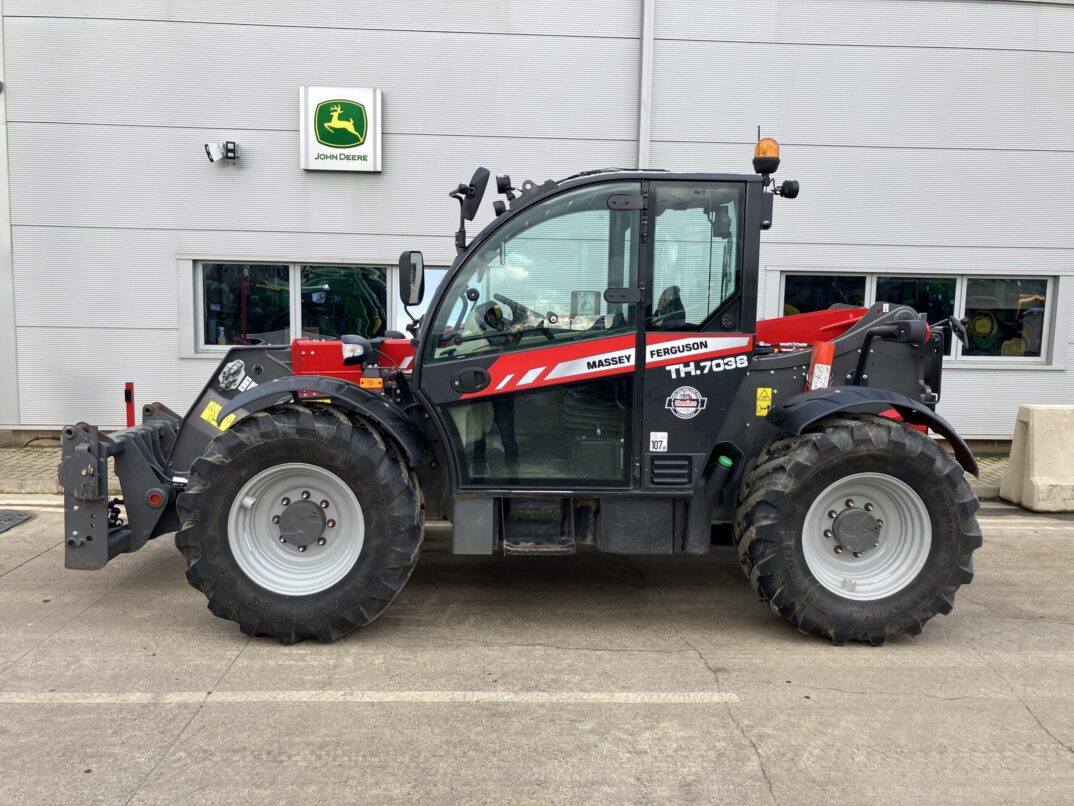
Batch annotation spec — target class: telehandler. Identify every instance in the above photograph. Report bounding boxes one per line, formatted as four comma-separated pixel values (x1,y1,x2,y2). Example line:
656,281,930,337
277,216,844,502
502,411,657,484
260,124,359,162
59,140,981,645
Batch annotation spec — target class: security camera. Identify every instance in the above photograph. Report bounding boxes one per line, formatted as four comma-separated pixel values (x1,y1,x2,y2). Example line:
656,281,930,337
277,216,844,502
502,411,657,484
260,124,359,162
204,141,239,163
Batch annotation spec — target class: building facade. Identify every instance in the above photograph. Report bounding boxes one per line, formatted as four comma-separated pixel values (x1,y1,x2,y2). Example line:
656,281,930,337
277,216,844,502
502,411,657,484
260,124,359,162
0,0,1071,439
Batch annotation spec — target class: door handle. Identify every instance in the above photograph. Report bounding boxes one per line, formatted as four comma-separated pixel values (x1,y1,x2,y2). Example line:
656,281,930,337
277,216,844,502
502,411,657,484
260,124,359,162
451,368,490,394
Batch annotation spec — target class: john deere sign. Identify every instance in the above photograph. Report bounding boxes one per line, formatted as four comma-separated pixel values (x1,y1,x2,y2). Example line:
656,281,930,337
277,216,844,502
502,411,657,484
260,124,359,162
316,100,367,148
300,86,382,172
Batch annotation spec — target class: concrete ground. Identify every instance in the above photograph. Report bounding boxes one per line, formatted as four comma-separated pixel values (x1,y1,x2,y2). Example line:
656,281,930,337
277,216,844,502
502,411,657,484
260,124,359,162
0,498,1072,804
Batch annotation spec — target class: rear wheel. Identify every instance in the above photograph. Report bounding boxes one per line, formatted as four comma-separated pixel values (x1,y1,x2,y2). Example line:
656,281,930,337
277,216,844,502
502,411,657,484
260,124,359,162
175,405,423,643
734,414,981,645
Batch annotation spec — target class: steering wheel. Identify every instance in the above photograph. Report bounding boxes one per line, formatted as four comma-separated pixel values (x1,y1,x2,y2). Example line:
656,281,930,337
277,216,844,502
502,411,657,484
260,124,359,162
492,293,540,323
473,301,524,347
475,301,509,332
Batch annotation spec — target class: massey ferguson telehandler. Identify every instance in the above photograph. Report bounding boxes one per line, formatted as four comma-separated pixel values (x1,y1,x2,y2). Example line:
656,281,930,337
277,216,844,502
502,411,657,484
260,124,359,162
59,140,981,645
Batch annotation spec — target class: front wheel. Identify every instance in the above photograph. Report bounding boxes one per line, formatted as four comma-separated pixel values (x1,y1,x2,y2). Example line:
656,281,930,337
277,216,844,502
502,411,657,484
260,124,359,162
734,415,981,645
175,405,423,643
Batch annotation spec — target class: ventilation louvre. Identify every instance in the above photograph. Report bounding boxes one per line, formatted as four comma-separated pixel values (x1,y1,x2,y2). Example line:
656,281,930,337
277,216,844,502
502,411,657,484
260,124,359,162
650,455,692,486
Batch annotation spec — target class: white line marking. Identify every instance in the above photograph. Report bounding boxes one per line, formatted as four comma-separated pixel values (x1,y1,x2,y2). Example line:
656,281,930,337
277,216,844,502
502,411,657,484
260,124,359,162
0,690,738,705
495,373,515,391
516,366,546,386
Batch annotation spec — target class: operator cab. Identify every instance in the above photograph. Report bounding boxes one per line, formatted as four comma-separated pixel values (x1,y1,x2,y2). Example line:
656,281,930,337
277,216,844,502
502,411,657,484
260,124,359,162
392,141,798,501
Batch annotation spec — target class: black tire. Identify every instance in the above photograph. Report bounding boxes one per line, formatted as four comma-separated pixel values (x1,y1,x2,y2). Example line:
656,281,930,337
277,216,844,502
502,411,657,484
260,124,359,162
734,414,981,645
175,404,423,644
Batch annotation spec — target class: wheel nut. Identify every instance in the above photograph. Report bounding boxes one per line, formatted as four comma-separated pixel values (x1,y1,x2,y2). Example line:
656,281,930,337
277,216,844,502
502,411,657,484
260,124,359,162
827,510,838,519
272,515,280,524
853,551,862,558
844,498,855,508
320,500,329,509
301,490,311,500
864,503,874,512
877,519,884,528
823,529,833,539
317,537,327,546
834,546,845,554
279,536,286,543
327,519,336,528
298,545,307,553
281,496,291,506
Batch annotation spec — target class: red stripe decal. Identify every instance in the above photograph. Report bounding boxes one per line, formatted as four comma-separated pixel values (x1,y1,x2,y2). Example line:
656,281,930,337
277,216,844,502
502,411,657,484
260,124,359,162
460,334,636,399
458,333,755,399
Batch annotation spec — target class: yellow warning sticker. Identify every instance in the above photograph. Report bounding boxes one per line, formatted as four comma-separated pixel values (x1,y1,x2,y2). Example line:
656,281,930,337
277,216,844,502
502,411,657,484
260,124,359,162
200,400,236,431
756,387,773,416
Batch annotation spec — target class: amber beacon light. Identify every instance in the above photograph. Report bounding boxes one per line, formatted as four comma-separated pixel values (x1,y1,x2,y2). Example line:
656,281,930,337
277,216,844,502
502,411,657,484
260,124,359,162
752,137,781,176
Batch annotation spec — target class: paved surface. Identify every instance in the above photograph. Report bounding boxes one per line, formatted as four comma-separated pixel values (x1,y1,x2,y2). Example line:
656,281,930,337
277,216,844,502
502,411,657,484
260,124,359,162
0,498,1072,804
0,439,116,495
0,438,65,495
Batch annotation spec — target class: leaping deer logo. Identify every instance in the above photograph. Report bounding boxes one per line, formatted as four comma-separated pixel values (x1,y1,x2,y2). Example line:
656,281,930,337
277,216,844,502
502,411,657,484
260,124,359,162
314,99,367,148
324,104,361,139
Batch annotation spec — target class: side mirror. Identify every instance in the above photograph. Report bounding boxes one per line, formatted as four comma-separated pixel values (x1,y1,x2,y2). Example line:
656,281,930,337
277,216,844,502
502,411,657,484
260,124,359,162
463,167,490,221
399,250,425,307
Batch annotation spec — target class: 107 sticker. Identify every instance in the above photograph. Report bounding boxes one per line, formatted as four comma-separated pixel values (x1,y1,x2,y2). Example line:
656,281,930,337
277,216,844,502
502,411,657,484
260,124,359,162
665,354,748,379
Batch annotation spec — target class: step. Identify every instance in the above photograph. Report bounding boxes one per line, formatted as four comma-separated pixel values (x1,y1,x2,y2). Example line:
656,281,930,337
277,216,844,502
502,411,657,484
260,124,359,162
503,536,576,556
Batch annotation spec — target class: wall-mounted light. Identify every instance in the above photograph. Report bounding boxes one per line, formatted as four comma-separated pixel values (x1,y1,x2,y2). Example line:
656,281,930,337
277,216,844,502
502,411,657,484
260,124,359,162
205,141,240,163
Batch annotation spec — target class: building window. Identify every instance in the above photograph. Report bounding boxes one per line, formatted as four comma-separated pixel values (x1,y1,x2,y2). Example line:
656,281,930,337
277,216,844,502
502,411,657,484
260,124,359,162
875,276,956,355
299,265,388,340
963,277,1048,358
783,273,866,316
197,261,393,349
201,263,290,346
777,271,1052,362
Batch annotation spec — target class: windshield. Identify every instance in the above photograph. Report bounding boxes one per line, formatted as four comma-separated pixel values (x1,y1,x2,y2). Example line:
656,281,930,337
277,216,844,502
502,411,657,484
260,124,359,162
426,181,641,362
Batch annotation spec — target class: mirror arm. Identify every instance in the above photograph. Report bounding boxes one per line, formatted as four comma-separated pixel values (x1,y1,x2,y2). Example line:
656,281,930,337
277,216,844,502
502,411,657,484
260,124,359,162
452,193,468,255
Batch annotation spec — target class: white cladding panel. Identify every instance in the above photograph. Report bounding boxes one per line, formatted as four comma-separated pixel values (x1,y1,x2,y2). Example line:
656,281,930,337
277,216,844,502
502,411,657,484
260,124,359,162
938,367,1074,440
651,40,1074,151
651,141,1074,250
4,1,642,39
3,0,1073,438
653,0,1074,52
3,17,638,140
15,327,217,428
7,124,634,234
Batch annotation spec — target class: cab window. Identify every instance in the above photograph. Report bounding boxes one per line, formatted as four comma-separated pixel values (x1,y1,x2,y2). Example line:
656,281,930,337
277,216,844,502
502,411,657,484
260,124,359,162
649,182,744,330
427,182,641,362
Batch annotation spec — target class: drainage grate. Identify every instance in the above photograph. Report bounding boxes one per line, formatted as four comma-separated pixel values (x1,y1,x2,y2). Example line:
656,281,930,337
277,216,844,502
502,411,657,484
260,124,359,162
0,510,33,533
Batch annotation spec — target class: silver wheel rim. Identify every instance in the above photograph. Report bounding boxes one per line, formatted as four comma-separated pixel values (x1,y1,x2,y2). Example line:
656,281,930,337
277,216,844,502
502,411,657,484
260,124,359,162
227,462,364,596
802,472,931,601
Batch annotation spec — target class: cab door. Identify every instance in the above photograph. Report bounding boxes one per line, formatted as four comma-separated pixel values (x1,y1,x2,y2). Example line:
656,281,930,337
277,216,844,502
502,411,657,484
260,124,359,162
640,180,755,489
417,181,643,489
